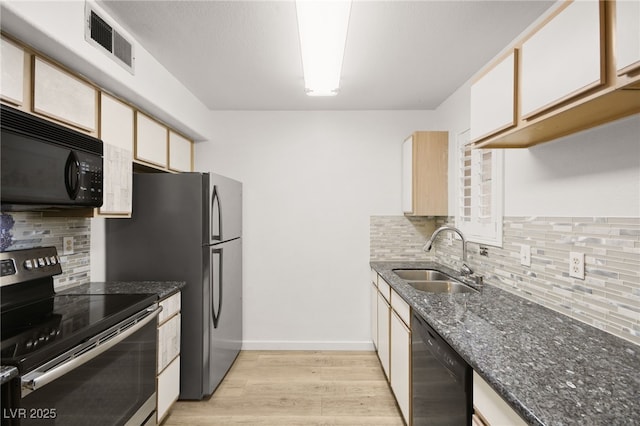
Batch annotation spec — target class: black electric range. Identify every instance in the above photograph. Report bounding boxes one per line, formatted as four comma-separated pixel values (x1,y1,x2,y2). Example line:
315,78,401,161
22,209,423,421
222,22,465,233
0,247,156,374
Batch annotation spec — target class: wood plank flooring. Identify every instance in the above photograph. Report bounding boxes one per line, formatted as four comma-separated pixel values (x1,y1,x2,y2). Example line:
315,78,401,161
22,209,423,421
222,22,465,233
162,350,405,426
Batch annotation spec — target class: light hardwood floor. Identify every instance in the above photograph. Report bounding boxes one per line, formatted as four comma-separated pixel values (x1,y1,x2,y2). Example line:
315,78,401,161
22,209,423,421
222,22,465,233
162,350,405,426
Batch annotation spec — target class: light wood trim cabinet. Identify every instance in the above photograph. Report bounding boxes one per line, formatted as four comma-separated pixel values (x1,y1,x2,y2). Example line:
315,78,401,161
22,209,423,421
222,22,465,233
615,0,640,85
98,93,134,217
370,278,378,350
0,36,27,108
390,293,411,425
135,111,169,168
470,50,517,142
157,292,181,423
32,56,98,134
371,270,412,425
520,0,604,119
376,291,391,380
169,130,193,172
471,0,640,149
402,131,448,217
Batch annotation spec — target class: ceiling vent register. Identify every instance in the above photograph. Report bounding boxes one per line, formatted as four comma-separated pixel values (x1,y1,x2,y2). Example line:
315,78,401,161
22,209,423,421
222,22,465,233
85,6,135,74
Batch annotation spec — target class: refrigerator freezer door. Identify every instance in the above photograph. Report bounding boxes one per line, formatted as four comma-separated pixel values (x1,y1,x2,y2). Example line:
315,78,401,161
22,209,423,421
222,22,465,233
208,173,242,244
203,238,242,395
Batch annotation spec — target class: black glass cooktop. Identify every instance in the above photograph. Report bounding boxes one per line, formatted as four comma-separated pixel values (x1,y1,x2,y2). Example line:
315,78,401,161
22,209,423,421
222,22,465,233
1,293,156,373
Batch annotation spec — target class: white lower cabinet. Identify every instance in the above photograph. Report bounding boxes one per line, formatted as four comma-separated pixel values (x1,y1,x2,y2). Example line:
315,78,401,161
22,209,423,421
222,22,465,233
371,270,412,425
473,372,526,426
371,281,378,350
158,356,180,423
376,291,390,380
157,292,181,423
390,310,411,424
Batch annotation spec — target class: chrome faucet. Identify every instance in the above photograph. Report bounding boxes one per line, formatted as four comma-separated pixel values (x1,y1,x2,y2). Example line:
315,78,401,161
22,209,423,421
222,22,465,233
423,226,473,276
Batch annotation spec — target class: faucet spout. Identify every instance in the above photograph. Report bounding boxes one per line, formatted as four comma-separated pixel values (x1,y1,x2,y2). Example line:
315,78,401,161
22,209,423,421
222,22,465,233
423,226,473,276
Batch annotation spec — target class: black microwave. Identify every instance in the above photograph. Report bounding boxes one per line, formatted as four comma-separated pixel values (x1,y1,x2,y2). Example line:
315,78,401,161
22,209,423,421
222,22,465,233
1,104,103,211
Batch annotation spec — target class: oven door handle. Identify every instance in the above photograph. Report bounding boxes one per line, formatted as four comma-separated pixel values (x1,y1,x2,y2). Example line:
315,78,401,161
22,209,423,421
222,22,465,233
21,305,161,396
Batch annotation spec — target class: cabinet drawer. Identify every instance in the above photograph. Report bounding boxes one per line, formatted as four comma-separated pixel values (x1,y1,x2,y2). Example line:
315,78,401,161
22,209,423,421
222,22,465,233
378,278,391,303
158,292,181,324
157,355,180,423
159,292,181,324
391,289,410,326
158,313,181,373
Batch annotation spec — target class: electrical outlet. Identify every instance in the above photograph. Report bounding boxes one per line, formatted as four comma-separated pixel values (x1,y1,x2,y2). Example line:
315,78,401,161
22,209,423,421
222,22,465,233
63,236,74,255
520,244,531,267
569,252,584,279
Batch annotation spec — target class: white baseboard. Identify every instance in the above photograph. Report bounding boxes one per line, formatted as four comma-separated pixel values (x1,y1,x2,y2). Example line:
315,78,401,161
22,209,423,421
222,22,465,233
241,340,375,351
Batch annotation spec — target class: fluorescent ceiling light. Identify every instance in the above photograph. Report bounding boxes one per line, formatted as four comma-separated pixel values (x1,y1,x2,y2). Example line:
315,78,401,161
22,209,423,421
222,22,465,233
296,0,352,96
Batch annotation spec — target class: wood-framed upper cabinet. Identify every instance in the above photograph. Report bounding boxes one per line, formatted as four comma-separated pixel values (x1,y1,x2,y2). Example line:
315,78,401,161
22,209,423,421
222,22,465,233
168,130,193,172
472,0,640,149
520,0,605,119
135,111,168,168
470,50,517,143
402,131,448,217
615,0,640,88
32,56,98,135
98,93,134,217
0,36,28,109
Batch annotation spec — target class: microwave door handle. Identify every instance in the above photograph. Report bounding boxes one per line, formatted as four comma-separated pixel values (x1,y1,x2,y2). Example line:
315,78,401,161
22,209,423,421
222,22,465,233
211,186,222,241
64,151,80,199
211,249,223,329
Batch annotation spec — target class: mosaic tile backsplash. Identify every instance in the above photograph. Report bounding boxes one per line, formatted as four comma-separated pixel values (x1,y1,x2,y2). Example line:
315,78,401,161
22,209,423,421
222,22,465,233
1,212,91,290
371,216,640,345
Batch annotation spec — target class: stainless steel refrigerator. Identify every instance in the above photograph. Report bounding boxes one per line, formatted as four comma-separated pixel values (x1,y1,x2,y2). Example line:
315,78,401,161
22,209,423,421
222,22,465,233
105,172,242,400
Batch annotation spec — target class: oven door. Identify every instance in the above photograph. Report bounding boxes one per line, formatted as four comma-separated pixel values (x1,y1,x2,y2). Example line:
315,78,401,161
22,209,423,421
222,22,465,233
16,306,159,426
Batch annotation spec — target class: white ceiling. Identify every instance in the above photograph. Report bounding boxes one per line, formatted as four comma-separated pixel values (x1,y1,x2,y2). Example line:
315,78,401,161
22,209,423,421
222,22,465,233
98,0,555,111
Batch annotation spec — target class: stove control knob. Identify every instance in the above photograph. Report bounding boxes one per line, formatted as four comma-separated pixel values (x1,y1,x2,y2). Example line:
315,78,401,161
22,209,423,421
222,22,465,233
24,259,35,270
37,258,46,268
49,256,58,265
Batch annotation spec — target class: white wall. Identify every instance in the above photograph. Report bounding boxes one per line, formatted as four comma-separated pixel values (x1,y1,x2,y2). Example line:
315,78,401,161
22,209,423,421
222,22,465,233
196,111,436,349
435,80,640,217
504,116,640,217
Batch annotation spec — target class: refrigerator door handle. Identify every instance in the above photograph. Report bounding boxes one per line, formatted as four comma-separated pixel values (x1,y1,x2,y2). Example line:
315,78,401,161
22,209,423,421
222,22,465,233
211,185,222,241
211,249,223,329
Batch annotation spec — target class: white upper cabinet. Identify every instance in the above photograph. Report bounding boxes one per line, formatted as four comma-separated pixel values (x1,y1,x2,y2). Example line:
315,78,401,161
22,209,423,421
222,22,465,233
99,93,134,216
33,57,98,133
470,50,517,142
1,37,26,107
101,93,134,151
168,130,193,172
136,111,168,168
520,0,604,118
615,0,640,75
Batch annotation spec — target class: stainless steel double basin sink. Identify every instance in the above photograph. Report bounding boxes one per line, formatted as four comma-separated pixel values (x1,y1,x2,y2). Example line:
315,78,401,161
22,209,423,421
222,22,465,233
392,269,478,294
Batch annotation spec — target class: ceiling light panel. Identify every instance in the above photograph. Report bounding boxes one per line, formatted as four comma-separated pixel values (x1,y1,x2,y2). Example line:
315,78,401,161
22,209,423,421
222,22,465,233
296,0,352,96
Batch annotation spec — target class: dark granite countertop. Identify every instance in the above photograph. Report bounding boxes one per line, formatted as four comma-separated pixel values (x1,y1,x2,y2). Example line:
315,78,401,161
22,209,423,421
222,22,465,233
370,261,639,426
60,281,185,300
0,365,18,385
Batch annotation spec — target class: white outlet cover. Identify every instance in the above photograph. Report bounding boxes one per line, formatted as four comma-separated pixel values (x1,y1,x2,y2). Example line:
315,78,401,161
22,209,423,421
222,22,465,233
520,244,531,267
569,251,585,279
63,236,74,255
